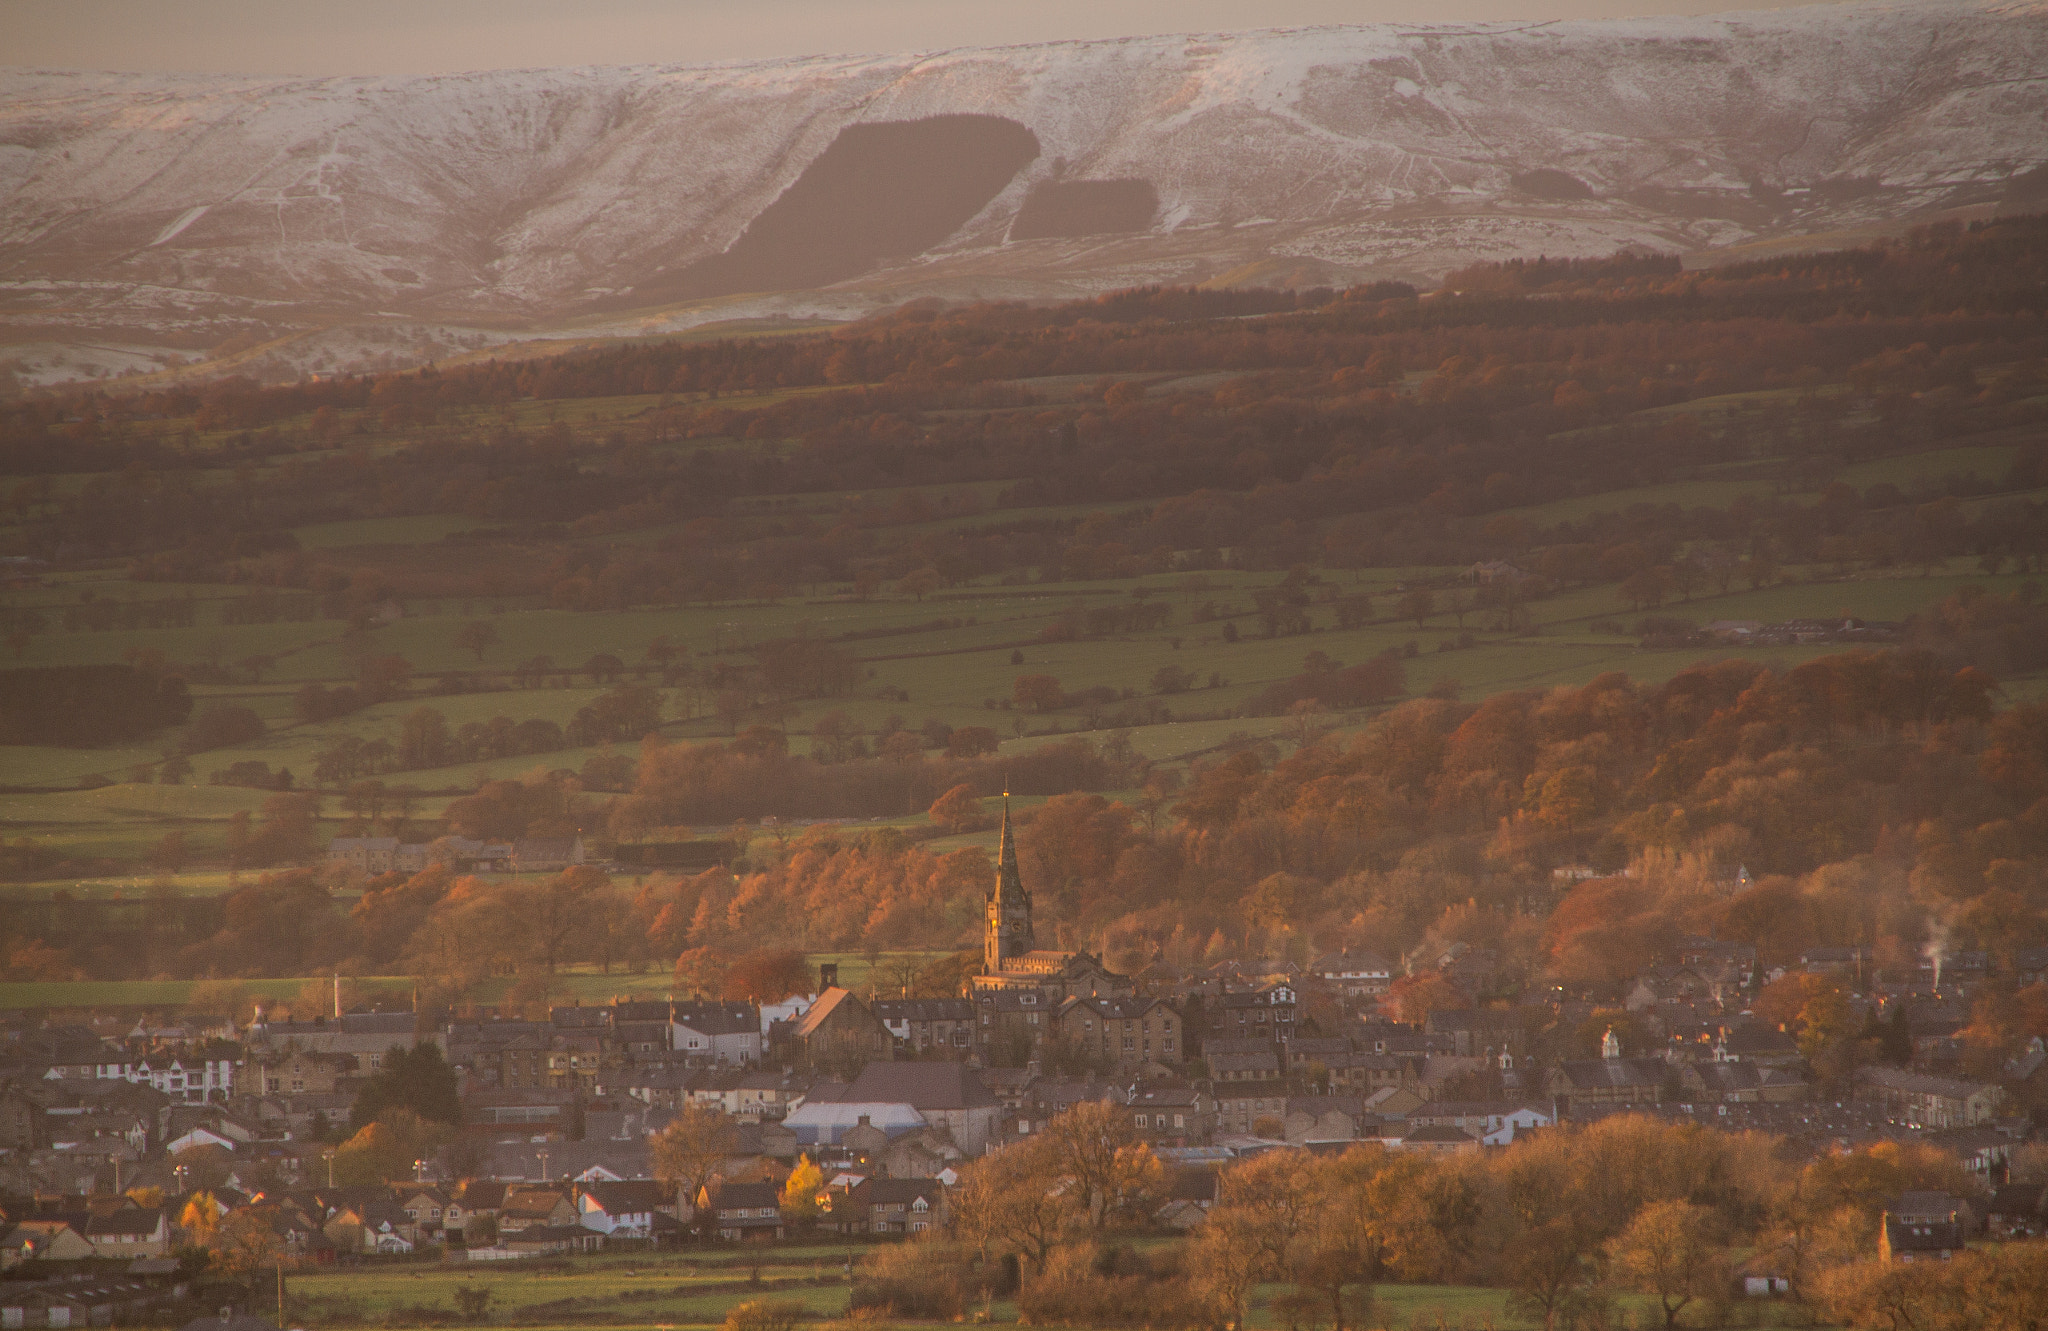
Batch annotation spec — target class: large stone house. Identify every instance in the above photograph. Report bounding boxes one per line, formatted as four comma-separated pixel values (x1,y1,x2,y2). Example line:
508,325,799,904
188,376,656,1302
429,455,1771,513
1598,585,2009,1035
837,1177,947,1235
250,1048,356,1096
873,998,976,1058
245,1011,439,1075
84,1208,169,1259
1054,995,1182,1070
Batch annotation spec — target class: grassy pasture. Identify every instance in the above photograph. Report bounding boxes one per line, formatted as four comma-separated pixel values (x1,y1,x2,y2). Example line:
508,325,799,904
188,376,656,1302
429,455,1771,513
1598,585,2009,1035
1835,443,2019,490
9,384,2046,900
1500,477,1790,528
275,1251,1670,1331
0,974,415,1010
0,951,948,1012
5,561,2037,871
295,515,487,549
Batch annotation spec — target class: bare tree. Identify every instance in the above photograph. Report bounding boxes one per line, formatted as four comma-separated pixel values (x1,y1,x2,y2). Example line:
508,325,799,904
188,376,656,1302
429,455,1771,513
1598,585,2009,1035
652,1105,742,1239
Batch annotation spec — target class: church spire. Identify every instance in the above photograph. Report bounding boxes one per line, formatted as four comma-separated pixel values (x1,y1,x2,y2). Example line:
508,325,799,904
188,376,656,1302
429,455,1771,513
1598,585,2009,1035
994,788,1020,898
985,787,1033,973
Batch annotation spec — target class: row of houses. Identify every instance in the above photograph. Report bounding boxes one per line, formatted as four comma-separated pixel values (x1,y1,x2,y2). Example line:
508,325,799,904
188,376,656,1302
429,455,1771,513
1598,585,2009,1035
324,836,586,877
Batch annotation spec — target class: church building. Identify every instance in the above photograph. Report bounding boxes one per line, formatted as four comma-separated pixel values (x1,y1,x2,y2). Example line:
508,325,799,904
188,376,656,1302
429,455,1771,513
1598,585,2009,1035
972,795,1131,1004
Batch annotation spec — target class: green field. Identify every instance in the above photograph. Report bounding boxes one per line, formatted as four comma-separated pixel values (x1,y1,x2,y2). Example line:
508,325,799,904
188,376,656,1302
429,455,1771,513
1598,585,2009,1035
0,975,417,1010
5,556,2036,899
281,1248,1521,1330
275,1247,1708,1331
295,515,489,549
0,951,947,1012
7,345,2045,937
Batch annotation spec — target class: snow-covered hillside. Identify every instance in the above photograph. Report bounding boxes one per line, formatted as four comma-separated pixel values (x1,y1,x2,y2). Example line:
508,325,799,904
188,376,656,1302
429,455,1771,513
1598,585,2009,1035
3,0,2046,387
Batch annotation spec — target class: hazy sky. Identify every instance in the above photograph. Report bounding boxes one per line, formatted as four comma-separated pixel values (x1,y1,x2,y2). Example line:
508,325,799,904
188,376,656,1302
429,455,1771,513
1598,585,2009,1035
12,0,1822,75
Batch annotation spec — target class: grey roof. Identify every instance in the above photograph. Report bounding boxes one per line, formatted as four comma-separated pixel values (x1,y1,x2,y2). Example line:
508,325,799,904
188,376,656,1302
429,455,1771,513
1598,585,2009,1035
1859,1067,1997,1098
578,1181,667,1213
1062,996,1166,1021
1312,950,1392,973
1210,1052,1281,1073
675,1010,759,1036
872,999,975,1021
845,1062,997,1110
1555,1058,1663,1089
1128,1085,1204,1108
850,1177,945,1204
1884,1215,1962,1251
704,1180,779,1209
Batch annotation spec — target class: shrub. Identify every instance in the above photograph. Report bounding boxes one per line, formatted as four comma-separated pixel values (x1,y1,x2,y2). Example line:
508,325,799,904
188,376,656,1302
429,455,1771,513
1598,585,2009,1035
848,1242,978,1320
1013,1244,1216,1329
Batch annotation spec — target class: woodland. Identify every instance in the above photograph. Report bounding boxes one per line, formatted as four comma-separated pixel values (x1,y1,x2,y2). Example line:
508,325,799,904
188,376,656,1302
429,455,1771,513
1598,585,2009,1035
1,217,2047,1083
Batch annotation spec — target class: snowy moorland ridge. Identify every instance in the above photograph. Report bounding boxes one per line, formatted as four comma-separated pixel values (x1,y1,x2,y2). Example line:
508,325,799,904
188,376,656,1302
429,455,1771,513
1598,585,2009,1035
3,0,2046,387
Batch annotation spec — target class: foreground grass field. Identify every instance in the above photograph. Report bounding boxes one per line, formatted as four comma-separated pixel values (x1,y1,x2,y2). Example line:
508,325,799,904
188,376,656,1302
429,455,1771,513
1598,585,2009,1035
283,1250,1561,1331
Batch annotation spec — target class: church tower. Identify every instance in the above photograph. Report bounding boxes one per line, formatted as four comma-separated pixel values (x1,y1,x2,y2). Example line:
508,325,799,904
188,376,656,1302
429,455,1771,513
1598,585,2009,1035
985,793,1034,973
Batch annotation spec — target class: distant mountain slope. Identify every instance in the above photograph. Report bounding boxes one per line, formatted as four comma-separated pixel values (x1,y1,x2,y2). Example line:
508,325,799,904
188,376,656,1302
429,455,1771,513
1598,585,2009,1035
3,0,2046,387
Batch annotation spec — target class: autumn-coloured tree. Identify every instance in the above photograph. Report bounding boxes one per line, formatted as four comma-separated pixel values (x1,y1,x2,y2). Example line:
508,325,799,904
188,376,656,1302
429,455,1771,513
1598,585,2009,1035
928,782,989,834
1607,1200,1724,1329
779,1154,824,1230
722,947,812,1002
1013,674,1065,712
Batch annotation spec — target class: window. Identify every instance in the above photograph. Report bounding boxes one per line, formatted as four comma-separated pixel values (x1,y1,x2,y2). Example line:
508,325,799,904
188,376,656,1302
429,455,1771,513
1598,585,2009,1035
1174,1114,1185,1129
1135,1114,1149,1128
368,1054,382,1069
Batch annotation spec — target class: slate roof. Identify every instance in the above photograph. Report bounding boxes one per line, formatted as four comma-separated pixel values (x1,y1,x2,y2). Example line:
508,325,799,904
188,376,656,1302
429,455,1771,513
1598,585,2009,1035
1884,1215,1962,1253
872,999,974,1022
579,1181,667,1214
849,1177,944,1205
1554,1058,1663,1089
83,1209,164,1237
844,1062,997,1110
703,1180,779,1210
1860,1067,1997,1099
